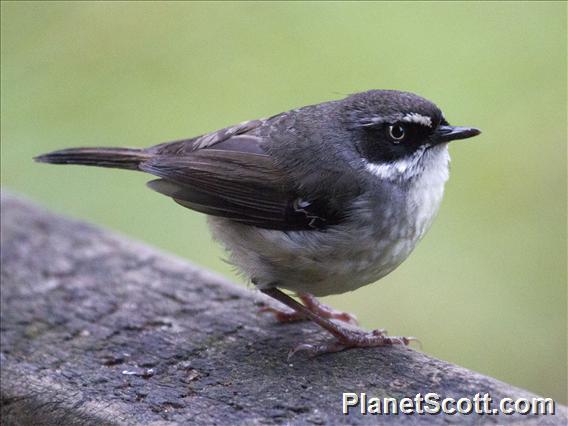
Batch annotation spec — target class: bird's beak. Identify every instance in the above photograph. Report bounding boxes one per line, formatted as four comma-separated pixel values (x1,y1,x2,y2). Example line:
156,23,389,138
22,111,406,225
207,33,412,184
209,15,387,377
434,125,481,143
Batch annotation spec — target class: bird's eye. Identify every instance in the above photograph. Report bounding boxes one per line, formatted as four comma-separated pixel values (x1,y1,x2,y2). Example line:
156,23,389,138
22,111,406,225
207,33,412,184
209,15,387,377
388,124,406,143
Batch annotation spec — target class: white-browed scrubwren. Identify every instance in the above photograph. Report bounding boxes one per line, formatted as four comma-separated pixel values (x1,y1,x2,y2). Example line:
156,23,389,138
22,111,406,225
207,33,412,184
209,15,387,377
36,90,481,356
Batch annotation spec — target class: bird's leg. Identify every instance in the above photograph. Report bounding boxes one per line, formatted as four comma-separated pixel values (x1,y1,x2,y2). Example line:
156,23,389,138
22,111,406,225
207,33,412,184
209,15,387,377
259,303,303,323
301,294,359,325
261,288,416,358
260,292,358,325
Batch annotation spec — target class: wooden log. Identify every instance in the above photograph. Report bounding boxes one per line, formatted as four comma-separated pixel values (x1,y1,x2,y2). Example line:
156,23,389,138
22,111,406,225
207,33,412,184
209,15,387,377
1,191,566,425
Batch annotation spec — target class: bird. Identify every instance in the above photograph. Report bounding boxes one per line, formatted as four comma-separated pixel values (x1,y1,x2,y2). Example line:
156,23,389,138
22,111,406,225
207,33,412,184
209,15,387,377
35,89,481,356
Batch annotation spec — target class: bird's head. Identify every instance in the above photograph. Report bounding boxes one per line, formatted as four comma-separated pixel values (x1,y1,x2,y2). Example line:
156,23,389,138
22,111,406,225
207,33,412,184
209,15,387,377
343,90,481,181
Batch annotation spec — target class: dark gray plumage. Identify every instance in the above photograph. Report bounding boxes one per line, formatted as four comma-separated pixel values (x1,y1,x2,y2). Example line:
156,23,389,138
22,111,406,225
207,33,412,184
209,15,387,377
36,90,481,355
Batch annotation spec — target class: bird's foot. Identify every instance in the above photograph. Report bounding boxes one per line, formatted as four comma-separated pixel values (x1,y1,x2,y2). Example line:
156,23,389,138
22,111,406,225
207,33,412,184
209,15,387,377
260,293,358,325
259,305,305,323
288,329,417,359
260,288,418,358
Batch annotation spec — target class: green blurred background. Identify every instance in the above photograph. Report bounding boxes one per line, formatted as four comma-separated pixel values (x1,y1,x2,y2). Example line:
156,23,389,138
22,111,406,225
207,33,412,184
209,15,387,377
2,2,566,403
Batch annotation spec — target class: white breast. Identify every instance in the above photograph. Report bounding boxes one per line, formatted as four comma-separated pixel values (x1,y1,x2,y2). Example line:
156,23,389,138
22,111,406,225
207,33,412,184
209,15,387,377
402,144,450,240
320,144,450,294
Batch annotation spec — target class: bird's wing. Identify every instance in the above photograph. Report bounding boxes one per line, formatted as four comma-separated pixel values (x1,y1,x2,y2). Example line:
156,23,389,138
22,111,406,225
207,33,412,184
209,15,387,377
141,130,344,231
146,119,267,156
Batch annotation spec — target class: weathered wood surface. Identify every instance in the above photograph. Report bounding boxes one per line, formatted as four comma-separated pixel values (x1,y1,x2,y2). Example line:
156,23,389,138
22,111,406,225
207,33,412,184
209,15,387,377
1,191,566,425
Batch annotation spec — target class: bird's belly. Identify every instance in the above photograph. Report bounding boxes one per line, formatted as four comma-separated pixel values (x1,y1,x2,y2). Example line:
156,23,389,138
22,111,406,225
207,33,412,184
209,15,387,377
285,222,427,296
278,180,445,296
209,208,433,297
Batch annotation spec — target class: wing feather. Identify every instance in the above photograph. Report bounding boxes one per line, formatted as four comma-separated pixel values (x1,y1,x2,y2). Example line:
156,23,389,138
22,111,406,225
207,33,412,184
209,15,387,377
142,130,344,230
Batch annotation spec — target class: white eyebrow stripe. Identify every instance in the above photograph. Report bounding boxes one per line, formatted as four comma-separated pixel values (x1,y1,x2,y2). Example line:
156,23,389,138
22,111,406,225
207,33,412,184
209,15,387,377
402,113,432,127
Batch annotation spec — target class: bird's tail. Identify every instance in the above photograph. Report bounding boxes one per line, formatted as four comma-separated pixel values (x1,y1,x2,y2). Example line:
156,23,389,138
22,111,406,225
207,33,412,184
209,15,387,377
34,147,151,170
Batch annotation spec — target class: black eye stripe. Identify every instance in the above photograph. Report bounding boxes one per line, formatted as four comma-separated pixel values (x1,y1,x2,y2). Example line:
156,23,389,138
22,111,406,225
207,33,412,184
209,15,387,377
384,122,432,143
357,119,434,164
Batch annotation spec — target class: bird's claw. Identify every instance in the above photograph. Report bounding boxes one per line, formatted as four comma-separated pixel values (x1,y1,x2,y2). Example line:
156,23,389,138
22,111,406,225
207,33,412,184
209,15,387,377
288,330,418,359
259,294,359,326
288,341,348,360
